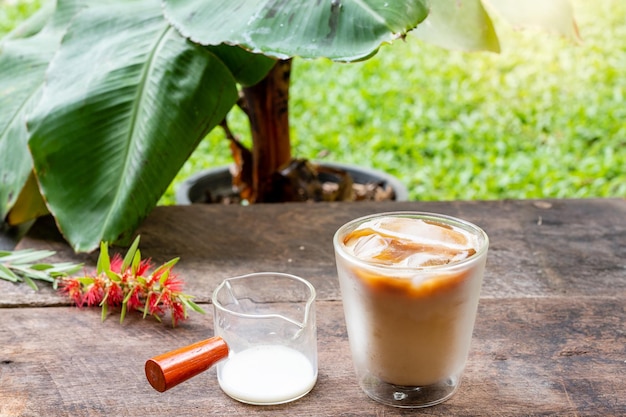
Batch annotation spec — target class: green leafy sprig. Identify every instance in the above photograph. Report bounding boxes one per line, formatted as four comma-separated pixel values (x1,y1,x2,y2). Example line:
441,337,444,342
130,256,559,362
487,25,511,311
0,248,82,290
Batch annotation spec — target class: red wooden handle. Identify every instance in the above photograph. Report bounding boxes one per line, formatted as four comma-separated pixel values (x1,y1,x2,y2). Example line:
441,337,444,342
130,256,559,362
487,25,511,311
145,336,229,392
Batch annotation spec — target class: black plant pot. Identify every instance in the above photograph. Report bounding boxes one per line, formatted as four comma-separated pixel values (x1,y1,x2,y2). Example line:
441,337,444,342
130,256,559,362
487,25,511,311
175,162,408,205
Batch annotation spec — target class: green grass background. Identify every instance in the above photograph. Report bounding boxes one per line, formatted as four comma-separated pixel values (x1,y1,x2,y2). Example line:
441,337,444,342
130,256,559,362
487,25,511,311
3,0,625,203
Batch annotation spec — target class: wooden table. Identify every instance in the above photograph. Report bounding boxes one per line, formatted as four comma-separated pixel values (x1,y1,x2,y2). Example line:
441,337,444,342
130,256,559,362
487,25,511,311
1,198,625,416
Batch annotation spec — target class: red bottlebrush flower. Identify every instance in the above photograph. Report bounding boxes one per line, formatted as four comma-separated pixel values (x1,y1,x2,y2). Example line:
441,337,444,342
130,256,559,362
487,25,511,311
148,292,164,315
136,258,152,276
110,254,124,274
171,302,186,326
126,286,143,311
149,267,166,286
60,279,83,306
58,236,204,327
82,280,104,307
163,274,184,293
106,282,124,306
160,292,173,309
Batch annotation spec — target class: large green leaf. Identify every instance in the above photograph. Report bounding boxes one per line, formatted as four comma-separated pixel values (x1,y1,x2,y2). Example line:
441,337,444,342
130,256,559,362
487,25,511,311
410,0,500,52
27,0,240,252
0,0,93,222
410,0,579,53
485,0,580,41
206,44,277,88
163,0,430,62
0,38,47,221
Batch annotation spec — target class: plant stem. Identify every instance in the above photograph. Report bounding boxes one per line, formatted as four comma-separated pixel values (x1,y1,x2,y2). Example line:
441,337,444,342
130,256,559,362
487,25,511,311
241,59,293,203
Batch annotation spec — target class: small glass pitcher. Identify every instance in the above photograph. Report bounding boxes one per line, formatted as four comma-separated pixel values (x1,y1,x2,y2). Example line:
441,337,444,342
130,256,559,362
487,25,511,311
145,272,317,405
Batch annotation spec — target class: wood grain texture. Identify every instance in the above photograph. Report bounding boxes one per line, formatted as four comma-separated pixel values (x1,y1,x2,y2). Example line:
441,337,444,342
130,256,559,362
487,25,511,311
1,198,625,416
0,299,624,416
4,199,626,306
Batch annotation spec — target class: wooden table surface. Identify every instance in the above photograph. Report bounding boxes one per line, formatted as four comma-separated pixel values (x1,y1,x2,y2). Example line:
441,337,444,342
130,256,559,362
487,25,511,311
1,198,625,416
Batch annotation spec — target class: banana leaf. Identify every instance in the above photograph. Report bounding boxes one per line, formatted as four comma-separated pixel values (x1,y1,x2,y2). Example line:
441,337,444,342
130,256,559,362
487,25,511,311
25,0,273,251
163,0,430,61
0,0,93,222
411,0,579,52
1,0,578,253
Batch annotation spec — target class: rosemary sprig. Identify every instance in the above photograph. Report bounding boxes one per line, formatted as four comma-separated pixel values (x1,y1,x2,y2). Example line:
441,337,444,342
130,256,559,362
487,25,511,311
0,249,83,290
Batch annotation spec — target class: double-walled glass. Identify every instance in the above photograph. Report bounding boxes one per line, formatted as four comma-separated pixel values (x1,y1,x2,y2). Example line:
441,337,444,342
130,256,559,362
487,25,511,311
212,272,317,405
333,212,489,408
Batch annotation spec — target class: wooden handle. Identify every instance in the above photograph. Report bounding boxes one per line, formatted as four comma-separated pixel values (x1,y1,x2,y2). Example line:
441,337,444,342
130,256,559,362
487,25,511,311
145,336,229,392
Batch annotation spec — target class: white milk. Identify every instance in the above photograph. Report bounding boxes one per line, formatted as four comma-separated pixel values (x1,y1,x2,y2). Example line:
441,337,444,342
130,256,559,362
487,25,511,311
218,345,317,404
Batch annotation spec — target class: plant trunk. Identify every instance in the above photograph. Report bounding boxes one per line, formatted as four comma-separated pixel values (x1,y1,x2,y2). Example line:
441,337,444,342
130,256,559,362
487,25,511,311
241,59,293,203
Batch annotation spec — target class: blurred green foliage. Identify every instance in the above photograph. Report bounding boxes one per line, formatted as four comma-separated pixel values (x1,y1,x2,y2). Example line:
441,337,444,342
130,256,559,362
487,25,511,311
0,0,41,35
4,0,625,203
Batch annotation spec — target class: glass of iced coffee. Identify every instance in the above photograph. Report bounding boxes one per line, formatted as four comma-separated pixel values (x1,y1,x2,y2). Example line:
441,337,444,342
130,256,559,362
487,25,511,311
333,212,488,408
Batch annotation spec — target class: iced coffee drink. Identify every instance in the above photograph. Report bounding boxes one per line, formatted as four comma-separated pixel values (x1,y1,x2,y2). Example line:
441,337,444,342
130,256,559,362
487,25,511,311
333,212,488,408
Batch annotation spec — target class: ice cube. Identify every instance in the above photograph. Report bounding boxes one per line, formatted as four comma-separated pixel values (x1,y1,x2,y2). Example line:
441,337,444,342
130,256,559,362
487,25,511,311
401,252,451,268
350,234,390,262
344,217,478,267
373,217,472,251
